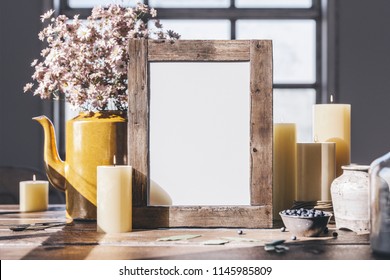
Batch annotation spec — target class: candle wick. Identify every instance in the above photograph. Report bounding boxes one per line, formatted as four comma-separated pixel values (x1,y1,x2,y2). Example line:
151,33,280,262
33,174,36,181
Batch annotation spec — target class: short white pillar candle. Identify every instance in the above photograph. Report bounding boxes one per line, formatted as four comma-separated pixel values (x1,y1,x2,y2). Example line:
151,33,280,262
19,175,49,212
97,165,132,233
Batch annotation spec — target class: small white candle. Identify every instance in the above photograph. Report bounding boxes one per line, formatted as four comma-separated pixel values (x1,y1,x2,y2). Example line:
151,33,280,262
19,175,49,212
97,161,132,233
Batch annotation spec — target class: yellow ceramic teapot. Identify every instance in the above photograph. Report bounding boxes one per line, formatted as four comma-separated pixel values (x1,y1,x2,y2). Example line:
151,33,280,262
34,111,172,221
34,111,128,220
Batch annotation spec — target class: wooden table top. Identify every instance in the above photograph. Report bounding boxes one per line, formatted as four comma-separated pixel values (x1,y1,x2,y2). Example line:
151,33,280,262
0,205,385,260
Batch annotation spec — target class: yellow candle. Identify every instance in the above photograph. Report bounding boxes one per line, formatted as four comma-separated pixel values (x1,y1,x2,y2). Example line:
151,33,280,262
297,142,336,201
273,123,297,217
97,165,132,233
19,175,49,212
313,103,351,177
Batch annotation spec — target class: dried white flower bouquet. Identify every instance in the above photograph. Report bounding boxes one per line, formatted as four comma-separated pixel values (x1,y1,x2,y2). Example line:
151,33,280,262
24,3,180,111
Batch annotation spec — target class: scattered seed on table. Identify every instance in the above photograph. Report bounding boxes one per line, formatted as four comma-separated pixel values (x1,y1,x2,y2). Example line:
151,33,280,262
332,231,338,238
237,230,243,235
291,235,297,240
280,227,286,232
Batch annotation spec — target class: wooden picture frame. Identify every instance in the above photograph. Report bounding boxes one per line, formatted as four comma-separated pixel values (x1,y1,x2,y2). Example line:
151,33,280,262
128,39,273,228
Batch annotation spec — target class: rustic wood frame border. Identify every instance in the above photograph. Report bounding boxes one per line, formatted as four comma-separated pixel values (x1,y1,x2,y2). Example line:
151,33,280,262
128,39,273,228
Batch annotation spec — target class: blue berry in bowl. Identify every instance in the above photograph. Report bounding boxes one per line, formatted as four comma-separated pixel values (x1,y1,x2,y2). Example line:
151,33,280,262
279,208,332,237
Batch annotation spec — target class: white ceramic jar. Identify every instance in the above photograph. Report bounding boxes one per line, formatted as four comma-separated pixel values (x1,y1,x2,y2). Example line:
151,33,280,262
331,165,370,232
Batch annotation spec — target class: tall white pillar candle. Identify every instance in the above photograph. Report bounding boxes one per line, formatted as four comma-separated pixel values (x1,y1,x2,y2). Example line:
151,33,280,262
97,165,132,233
313,103,351,177
19,176,49,212
273,123,297,217
297,142,336,201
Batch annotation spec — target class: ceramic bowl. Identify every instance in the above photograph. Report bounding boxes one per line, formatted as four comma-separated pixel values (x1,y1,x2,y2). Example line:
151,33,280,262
279,211,332,237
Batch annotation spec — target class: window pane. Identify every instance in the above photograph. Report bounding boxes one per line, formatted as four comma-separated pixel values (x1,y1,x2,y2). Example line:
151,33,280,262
157,20,230,39
149,0,230,8
274,89,316,142
236,0,312,8
237,20,316,84
68,0,143,8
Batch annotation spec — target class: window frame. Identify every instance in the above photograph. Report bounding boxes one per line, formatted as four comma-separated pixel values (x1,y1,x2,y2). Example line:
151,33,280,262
57,0,326,155
59,0,322,98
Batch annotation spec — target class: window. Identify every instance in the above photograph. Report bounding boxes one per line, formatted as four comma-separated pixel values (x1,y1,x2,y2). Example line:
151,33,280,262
56,0,325,205
59,0,324,144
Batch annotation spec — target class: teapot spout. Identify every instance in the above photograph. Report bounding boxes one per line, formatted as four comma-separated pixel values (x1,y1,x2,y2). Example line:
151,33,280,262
33,116,66,192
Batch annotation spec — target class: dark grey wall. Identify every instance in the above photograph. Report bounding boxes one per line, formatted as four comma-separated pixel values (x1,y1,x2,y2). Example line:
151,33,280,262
336,0,390,164
0,0,47,172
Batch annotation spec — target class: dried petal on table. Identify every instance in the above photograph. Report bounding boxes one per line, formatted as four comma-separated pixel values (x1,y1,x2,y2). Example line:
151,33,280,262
223,237,260,242
156,234,201,241
202,239,230,245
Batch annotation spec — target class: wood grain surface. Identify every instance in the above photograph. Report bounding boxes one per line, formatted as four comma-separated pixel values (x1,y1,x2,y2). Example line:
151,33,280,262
0,205,382,260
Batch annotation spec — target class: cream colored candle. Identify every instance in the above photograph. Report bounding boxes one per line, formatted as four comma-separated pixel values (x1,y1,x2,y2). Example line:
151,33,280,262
97,165,132,233
19,175,49,212
297,142,336,201
313,102,351,177
273,123,297,217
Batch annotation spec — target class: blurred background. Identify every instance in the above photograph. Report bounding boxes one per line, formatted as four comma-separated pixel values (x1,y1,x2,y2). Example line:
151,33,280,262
1,0,389,204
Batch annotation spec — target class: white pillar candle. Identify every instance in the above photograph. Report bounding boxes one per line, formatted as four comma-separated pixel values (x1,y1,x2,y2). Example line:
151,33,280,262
97,165,132,233
313,101,351,177
273,123,297,217
297,142,336,201
19,175,49,212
